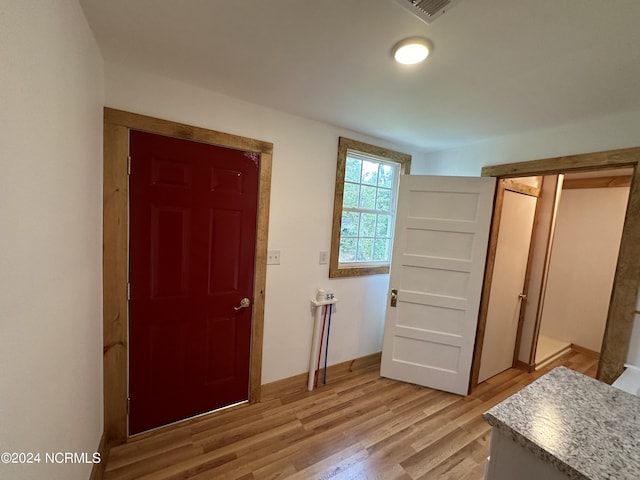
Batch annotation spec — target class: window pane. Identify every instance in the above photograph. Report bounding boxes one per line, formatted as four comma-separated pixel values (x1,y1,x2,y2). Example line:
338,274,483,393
339,237,357,263
357,238,374,262
343,182,360,208
373,239,390,262
345,157,362,183
376,188,391,212
359,213,376,237
359,185,377,209
341,211,359,236
378,164,394,188
361,160,379,185
376,214,392,237
330,138,410,277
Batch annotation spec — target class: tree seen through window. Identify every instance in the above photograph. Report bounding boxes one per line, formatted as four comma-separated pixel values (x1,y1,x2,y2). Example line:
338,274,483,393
339,154,398,264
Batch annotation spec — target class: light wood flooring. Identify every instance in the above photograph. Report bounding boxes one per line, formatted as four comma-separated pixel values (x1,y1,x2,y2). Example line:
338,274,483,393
534,334,571,367
102,351,597,480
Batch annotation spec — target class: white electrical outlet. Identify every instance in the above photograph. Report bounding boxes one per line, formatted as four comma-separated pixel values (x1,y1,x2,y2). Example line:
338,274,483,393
267,250,281,265
319,250,329,264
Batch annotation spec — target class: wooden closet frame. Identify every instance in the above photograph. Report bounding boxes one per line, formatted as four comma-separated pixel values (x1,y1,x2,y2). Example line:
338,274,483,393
471,146,640,390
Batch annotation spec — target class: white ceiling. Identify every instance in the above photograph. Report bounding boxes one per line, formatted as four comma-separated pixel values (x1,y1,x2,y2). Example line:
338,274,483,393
80,0,640,153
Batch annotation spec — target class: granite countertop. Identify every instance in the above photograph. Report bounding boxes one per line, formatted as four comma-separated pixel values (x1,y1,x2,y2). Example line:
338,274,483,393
483,366,640,480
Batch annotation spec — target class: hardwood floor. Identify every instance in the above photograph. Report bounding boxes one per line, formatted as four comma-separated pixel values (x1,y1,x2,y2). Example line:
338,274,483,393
103,351,598,480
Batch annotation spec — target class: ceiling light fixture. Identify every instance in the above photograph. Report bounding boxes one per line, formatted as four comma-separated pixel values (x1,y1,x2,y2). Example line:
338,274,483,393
391,37,432,65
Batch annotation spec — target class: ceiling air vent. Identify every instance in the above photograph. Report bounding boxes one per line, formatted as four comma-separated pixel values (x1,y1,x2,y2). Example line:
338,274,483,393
393,0,463,24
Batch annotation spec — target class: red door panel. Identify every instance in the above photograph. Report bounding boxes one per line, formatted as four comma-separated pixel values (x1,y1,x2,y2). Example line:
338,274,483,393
129,130,259,435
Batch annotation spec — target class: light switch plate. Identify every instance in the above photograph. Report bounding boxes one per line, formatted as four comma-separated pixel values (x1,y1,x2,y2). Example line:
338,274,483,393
319,250,329,264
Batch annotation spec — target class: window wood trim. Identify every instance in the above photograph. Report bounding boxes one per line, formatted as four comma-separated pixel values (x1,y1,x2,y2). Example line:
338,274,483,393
329,137,411,278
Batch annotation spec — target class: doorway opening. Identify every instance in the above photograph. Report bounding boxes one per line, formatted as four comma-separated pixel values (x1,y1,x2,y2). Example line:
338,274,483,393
477,169,632,384
470,148,640,390
529,169,631,370
102,108,273,444
476,176,540,383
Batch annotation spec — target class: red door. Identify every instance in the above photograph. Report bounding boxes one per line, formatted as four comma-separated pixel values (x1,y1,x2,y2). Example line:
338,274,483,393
129,130,259,435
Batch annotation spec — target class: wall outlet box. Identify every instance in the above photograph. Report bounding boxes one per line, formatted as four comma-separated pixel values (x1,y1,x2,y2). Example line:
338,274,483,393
267,250,281,265
319,250,329,264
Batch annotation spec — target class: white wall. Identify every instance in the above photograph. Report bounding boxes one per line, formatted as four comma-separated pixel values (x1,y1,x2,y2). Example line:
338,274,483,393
540,187,629,351
412,109,640,176
414,110,640,363
104,62,425,384
0,2,104,479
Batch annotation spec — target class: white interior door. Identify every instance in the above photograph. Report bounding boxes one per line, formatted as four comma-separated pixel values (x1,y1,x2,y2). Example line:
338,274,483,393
478,190,537,383
380,175,496,395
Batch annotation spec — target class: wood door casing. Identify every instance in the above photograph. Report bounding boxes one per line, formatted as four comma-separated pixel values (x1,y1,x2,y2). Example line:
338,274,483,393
103,109,272,444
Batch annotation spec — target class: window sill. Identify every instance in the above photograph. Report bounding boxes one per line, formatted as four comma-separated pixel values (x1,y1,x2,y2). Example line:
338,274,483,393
328,264,390,278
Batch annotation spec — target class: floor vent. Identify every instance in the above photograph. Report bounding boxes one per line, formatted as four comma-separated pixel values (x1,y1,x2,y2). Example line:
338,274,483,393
393,0,463,24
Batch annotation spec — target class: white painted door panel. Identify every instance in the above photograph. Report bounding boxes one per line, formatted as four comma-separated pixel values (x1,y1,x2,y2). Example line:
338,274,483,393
381,175,496,395
478,190,537,382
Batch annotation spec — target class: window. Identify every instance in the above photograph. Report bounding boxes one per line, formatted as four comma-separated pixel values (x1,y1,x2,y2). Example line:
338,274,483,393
329,137,411,278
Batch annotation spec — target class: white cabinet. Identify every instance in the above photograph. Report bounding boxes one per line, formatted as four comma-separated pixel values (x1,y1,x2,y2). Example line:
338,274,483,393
485,428,571,480
483,367,640,480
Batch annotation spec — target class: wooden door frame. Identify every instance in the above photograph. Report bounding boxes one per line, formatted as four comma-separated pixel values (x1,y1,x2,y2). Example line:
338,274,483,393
103,108,273,444
470,146,640,390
